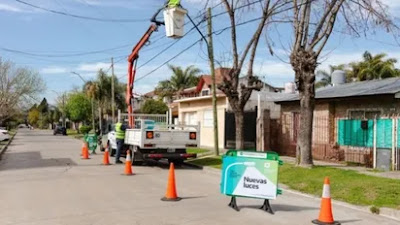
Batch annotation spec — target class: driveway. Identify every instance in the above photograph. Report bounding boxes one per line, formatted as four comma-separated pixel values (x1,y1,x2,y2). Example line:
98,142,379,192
0,129,397,225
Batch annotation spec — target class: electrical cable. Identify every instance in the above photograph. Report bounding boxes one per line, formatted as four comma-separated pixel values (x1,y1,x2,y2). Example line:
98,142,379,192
15,0,148,23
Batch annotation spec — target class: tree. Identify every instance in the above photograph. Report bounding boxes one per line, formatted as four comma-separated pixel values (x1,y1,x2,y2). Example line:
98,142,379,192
66,92,92,131
155,65,200,98
0,58,46,125
217,0,289,149
28,108,40,127
350,51,400,81
141,99,168,114
288,0,394,166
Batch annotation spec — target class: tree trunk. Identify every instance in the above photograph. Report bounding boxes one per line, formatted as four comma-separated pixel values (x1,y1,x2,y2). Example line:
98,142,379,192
234,110,245,149
296,70,315,167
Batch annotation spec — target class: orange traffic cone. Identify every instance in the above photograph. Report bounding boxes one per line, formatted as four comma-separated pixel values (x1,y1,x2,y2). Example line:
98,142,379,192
312,177,340,225
80,142,86,156
82,142,90,160
161,163,181,201
124,150,133,175
102,145,110,165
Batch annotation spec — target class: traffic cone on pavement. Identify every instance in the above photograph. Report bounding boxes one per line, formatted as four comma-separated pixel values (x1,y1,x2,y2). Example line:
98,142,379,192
124,150,133,175
80,142,86,156
102,144,110,165
312,177,340,225
82,142,90,160
161,163,181,201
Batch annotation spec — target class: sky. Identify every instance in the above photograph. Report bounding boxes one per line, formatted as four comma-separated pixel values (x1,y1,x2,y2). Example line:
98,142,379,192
1,0,400,105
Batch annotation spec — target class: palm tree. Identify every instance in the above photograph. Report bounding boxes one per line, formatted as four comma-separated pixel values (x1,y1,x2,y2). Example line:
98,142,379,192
155,65,200,98
351,51,400,81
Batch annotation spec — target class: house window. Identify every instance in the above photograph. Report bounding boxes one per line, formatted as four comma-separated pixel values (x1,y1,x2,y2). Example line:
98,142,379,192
349,110,381,119
184,112,198,126
203,110,213,127
201,89,210,96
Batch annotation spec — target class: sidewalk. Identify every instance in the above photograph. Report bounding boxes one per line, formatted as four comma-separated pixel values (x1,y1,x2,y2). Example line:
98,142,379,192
280,156,400,180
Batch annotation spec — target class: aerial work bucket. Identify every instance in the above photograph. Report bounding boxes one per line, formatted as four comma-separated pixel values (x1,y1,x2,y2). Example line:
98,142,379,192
164,6,187,39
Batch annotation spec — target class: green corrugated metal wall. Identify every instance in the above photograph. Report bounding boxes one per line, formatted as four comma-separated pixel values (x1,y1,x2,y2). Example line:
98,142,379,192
338,120,373,147
376,119,392,149
338,119,392,148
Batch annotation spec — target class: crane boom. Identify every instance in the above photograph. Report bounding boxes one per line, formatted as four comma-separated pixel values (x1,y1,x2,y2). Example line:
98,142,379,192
126,24,160,127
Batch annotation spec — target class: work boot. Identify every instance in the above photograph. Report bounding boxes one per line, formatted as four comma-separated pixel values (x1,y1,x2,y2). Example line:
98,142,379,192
115,160,123,164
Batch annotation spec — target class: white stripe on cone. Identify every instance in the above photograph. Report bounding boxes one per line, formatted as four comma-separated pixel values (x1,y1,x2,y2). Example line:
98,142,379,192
126,152,131,162
322,184,330,198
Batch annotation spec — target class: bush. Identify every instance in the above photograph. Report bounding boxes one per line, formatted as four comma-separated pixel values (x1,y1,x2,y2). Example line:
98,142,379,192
79,125,92,134
370,206,380,214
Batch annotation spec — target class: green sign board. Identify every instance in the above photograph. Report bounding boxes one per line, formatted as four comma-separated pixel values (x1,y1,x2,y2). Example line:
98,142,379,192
220,151,281,200
85,134,98,152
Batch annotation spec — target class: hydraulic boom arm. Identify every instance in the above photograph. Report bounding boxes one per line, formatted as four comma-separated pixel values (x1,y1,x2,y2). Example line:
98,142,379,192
126,24,159,127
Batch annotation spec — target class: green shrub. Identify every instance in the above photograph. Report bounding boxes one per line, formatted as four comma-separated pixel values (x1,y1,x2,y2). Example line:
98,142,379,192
370,206,380,214
79,125,92,134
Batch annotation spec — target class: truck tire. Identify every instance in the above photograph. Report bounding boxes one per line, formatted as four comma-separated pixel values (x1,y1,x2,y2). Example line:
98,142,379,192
108,141,116,157
131,147,144,166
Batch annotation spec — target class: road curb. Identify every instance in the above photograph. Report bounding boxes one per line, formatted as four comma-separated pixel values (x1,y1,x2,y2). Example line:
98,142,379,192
0,131,17,160
199,165,400,222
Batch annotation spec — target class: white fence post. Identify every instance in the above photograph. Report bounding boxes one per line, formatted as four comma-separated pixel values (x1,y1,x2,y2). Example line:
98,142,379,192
373,119,377,169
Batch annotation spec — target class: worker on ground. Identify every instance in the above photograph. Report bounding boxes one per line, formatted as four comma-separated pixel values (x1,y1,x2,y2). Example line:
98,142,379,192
115,121,128,164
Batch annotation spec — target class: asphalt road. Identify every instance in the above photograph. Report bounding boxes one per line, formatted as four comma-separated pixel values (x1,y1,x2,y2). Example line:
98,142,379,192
0,129,398,225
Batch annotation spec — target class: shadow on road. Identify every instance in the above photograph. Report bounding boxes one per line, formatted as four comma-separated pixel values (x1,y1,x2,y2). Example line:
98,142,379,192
238,203,318,212
0,151,77,171
338,219,362,224
133,159,203,170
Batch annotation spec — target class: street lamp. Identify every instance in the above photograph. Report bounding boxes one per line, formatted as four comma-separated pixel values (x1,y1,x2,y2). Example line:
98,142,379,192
70,71,95,132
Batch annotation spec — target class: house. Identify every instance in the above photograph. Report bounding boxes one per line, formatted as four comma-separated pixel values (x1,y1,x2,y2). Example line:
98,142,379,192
274,76,400,170
174,67,285,149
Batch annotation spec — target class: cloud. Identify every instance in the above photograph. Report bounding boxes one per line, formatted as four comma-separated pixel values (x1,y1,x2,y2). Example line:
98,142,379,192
0,3,23,12
76,62,111,72
41,66,67,74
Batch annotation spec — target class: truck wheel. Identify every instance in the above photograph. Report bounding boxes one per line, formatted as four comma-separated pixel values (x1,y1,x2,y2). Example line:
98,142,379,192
108,142,115,157
131,147,143,166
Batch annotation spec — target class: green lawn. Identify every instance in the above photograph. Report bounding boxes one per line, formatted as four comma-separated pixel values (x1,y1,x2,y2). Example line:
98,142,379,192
189,156,400,209
67,129,84,139
186,148,211,154
189,156,222,169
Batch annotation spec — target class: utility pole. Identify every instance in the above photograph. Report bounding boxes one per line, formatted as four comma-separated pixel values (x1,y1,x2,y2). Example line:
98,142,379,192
111,57,116,123
207,8,219,156
62,93,66,127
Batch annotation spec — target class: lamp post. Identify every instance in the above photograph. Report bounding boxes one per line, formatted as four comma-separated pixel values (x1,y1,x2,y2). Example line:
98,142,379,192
71,72,95,132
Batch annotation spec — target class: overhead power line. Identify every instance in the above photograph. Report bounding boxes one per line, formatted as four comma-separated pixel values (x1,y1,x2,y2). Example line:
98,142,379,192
0,44,131,58
15,0,148,23
132,16,265,83
135,39,203,83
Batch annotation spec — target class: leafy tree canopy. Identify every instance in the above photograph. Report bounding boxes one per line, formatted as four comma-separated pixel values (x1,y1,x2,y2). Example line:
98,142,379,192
140,99,168,114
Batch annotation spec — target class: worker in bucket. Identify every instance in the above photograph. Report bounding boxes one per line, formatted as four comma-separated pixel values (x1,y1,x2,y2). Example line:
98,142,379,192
115,121,128,164
168,0,181,7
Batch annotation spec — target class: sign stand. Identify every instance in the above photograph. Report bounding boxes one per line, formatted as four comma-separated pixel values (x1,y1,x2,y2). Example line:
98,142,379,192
221,150,283,214
228,196,239,211
260,199,274,214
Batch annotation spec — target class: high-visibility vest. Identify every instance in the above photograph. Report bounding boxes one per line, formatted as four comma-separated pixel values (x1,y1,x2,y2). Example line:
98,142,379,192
115,123,125,140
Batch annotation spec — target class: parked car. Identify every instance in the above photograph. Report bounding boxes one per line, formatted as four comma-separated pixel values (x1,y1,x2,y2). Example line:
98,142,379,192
53,126,67,135
0,129,10,141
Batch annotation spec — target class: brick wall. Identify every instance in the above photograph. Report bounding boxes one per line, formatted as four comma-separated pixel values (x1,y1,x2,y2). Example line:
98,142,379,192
274,95,400,164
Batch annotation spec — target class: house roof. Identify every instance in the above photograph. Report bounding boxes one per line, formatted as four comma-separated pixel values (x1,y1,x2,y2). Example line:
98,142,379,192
144,90,156,98
196,68,230,92
276,77,400,102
